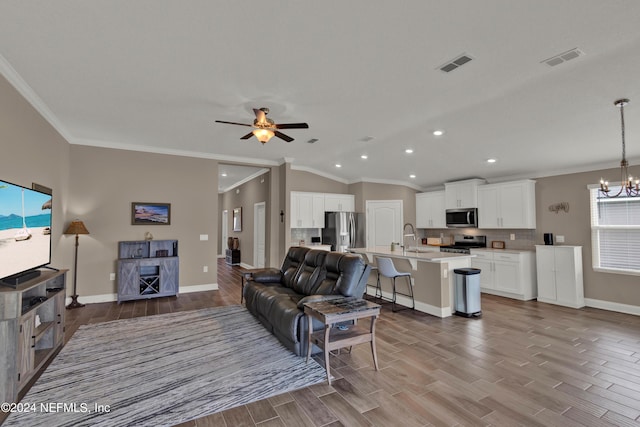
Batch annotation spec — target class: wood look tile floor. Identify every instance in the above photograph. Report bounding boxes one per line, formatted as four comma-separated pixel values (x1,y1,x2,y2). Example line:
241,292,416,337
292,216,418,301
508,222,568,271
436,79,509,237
58,259,640,426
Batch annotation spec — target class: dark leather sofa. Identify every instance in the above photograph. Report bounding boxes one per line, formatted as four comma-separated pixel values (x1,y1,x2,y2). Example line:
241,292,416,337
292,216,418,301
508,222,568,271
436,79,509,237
243,247,371,356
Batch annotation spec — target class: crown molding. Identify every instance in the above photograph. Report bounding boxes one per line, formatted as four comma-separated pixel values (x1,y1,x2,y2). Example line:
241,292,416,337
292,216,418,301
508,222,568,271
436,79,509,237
0,53,75,144
219,168,270,194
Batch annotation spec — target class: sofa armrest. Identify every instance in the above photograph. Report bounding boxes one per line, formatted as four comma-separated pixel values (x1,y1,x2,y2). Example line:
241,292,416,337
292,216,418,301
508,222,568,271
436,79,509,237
297,294,345,309
250,268,284,283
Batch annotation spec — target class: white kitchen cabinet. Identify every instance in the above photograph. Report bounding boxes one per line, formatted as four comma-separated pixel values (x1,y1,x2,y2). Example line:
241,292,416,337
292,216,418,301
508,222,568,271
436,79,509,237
478,180,536,229
470,249,537,300
445,179,486,209
324,193,355,212
291,192,325,228
416,191,446,228
535,245,584,308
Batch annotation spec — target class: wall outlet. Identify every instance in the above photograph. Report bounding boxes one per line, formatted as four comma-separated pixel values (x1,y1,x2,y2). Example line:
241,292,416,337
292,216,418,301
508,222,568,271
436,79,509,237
443,269,447,278
203,266,208,273
556,235,565,243
510,233,516,240
109,273,116,281
200,234,209,241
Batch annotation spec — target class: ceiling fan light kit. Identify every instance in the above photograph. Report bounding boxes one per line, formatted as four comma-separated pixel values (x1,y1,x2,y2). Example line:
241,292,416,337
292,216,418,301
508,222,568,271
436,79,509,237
599,98,639,198
215,107,309,144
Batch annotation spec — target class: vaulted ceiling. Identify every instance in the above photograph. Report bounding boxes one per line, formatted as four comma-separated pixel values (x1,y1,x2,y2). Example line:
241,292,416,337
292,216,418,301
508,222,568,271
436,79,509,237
2,1,640,190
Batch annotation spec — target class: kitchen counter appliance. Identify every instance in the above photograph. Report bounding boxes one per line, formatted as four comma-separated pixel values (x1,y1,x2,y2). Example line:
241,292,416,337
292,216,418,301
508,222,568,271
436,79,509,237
446,208,478,228
440,235,486,254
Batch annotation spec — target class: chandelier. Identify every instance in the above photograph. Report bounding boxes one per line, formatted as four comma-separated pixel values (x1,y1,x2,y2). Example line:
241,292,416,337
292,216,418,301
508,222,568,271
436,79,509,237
599,98,639,197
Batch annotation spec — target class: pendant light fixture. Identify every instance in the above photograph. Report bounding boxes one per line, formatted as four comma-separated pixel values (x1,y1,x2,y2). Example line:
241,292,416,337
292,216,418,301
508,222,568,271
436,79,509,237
599,98,639,197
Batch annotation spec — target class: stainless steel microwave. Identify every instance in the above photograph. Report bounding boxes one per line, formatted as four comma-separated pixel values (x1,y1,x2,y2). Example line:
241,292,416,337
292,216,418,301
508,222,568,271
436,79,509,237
446,208,478,228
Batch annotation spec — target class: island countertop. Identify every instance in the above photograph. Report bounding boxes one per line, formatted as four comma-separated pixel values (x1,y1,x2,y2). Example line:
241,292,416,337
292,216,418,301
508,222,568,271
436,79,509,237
348,246,475,262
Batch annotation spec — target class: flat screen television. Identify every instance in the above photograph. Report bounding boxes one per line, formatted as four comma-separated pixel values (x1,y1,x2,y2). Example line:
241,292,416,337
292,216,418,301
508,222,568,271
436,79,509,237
0,179,52,286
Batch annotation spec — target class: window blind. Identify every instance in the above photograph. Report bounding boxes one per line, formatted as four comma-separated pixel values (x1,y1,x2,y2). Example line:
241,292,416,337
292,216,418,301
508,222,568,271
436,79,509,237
590,187,640,274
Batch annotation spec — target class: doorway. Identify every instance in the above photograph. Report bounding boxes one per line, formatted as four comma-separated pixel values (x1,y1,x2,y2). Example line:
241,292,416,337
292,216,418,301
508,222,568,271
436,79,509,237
221,209,228,256
365,200,403,247
254,202,266,268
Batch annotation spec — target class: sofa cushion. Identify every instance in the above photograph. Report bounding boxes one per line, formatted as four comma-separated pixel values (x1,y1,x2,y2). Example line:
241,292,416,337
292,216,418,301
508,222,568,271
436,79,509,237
291,250,327,295
281,246,310,288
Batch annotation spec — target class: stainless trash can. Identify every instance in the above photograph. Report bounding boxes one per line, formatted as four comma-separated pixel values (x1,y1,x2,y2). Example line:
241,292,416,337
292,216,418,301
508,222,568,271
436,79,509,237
454,268,481,317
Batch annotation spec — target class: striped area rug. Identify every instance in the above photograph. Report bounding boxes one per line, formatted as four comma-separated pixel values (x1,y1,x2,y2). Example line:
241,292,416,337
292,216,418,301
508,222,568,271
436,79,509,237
5,305,327,427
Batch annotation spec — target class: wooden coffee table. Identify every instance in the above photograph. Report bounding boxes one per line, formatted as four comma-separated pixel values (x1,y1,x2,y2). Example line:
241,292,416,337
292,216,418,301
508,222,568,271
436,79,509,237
303,297,381,385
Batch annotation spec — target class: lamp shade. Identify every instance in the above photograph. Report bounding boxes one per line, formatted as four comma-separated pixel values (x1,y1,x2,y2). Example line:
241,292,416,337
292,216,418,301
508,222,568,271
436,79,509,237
64,219,90,235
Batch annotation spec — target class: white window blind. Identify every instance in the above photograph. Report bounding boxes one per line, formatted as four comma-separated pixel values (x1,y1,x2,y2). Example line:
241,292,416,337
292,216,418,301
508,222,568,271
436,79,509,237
590,187,640,275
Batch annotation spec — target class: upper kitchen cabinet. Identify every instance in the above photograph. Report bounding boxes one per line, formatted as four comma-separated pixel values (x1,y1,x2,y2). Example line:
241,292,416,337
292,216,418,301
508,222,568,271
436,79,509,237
291,192,325,228
416,191,446,228
324,193,355,212
445,179,486,209
478,180,536,229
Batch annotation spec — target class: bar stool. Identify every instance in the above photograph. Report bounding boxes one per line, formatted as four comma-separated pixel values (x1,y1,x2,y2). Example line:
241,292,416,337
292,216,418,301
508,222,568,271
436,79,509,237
375,257,414,312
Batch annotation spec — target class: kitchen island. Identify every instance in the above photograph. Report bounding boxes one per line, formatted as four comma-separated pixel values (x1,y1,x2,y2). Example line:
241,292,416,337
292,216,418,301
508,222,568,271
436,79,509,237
349,247,475,318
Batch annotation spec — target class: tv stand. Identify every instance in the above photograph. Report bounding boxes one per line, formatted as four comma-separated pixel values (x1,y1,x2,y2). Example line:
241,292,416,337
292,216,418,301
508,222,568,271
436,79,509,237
0,270,67,405
1,269,41,288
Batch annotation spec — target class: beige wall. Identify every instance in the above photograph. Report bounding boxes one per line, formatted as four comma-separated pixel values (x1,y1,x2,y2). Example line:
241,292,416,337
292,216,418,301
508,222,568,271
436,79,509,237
348,181,417,226
218,171,270,266
68,146,219,297
0,75,71,279
290,170,349,193
536,167,640,307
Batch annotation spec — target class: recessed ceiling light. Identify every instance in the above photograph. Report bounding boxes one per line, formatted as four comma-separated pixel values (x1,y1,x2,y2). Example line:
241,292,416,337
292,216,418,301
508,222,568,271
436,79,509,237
409,174,416,179
221,173,227,177
405,149,414,154
487,158,497,163
335,164,342,168
433,130,444,136
361,155,368,159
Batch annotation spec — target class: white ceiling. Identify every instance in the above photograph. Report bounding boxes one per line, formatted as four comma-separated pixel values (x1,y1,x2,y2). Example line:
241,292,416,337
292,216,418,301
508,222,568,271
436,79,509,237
2,1,640,190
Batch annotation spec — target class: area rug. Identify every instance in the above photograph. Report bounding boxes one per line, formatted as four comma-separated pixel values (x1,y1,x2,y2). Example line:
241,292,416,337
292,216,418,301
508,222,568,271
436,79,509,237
4,305,327,427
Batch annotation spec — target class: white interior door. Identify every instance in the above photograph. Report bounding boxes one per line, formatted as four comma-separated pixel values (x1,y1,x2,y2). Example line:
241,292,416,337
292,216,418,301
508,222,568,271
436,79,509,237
254,202,266,268
221,209,228,256
366,200,403,248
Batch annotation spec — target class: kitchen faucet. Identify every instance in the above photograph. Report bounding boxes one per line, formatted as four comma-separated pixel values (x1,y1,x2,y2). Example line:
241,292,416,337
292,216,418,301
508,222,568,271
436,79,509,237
402,223,417,252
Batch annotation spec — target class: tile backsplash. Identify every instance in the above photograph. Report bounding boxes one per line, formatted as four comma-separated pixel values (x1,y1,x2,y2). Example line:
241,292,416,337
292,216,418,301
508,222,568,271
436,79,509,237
421,228,537,250
291,228,322,245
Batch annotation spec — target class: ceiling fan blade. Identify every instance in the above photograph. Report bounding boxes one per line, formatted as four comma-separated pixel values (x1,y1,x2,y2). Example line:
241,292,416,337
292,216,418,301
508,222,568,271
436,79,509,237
253,108,267,124
274,131,294,142
240,132,254,140
215,120,253,127
275,123,309,129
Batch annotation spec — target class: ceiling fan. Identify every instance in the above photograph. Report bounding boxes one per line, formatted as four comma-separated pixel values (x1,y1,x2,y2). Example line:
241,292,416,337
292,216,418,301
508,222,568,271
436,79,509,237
215,107,309,144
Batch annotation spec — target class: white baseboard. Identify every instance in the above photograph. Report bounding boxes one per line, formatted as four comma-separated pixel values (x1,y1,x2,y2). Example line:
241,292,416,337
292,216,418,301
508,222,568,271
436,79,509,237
365,285,452,318
585,298,640,316
217,254,225,259
239,263,254,269
67,283,219,306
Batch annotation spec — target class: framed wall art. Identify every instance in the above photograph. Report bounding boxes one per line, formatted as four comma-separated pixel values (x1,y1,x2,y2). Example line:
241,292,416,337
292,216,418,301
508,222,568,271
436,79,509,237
131,202,171,225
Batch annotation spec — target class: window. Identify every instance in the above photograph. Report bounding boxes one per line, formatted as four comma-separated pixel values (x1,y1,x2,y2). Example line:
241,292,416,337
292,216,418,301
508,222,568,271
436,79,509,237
589,186,640,275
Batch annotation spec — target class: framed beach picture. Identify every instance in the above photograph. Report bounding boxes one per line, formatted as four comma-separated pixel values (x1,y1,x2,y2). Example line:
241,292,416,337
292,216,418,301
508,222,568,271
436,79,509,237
233,207,242,232
131,202,171,225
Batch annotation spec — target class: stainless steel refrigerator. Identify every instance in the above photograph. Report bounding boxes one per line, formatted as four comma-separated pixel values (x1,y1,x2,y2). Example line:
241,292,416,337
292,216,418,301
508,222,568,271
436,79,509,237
322,212,366,252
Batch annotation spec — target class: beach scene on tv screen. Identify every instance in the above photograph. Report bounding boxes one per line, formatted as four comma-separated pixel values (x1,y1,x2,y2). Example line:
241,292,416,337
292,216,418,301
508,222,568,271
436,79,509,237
0,181,52,279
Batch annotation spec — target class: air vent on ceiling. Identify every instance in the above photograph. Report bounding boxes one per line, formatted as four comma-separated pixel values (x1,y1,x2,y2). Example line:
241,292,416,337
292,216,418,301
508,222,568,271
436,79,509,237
541,48,584,67
307,138,319,144
438,54,473,73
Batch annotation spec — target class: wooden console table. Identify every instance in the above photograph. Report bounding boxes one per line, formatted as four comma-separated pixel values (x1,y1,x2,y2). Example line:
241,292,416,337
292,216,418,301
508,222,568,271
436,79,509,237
303,297,380,385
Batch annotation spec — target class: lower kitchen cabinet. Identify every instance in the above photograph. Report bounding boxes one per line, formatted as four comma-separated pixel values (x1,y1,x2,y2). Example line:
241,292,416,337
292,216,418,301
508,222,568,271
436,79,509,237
470,249,537,300
535,245,584,308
